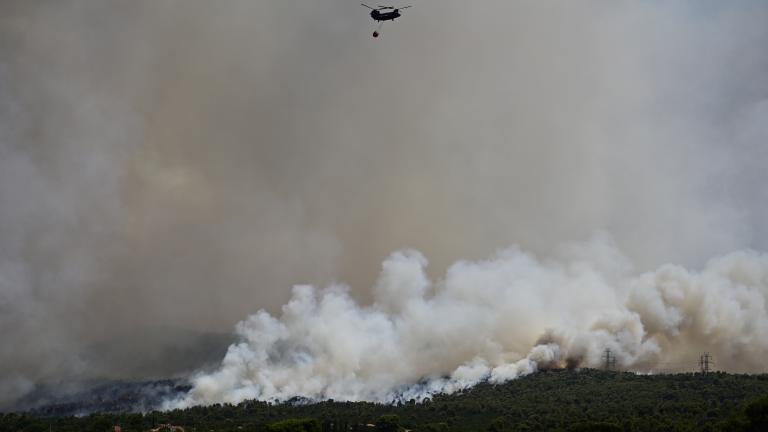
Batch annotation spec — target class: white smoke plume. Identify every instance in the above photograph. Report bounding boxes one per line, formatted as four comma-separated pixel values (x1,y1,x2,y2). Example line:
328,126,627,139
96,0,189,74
172,235,768,407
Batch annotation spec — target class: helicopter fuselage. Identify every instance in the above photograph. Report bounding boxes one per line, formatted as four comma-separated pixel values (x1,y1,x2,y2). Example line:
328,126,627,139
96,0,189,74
371,10,401,21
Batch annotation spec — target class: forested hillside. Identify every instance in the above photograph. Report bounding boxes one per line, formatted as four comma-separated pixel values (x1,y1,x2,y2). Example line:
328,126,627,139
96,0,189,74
3,369,768,431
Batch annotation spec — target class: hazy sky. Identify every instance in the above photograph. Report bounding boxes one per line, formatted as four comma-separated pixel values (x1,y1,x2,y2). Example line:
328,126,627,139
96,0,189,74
0,1,767,409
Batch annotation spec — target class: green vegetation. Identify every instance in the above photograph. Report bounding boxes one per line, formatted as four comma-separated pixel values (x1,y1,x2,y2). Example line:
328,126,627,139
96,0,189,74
3,369,768,431
266,418,322,432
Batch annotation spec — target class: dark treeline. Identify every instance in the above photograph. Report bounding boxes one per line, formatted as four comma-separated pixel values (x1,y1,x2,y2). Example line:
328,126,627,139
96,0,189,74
3,369,768,431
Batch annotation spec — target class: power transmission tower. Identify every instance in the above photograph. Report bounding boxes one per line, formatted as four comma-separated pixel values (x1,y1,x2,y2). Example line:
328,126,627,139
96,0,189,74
602,348,616,371
699,352,714,374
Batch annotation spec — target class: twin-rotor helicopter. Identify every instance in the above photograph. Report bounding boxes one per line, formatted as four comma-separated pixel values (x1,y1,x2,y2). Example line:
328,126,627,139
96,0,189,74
361,4,411,38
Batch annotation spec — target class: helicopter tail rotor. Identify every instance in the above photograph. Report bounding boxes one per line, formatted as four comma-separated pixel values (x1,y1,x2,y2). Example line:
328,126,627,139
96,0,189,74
375,5,412,11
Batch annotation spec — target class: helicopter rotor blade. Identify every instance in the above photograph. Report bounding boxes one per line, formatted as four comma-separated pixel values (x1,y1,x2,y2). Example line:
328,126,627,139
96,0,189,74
361,3,375,9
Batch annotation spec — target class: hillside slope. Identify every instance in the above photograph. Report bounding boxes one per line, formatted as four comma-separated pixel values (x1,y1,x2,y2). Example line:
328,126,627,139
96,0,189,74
4,369,768,431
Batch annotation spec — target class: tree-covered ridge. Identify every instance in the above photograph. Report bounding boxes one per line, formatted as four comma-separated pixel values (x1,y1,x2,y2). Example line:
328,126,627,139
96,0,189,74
3,369,768,431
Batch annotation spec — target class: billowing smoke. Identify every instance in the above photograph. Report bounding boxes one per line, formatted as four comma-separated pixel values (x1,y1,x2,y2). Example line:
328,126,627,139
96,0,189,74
2,0,768,411
171,235,768,406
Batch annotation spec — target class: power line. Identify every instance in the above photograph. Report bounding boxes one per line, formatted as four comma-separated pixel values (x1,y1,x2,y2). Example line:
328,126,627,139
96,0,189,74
699,352,714,374
602,348,617,371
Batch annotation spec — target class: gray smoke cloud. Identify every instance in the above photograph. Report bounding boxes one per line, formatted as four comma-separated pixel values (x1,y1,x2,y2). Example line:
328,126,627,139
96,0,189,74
1,0,767,410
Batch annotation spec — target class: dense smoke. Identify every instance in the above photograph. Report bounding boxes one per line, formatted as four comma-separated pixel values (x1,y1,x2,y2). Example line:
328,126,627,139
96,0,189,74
1,1,767,410
171,236,768,406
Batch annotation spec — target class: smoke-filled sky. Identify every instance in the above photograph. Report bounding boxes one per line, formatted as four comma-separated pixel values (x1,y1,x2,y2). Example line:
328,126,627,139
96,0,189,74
1,1,767,410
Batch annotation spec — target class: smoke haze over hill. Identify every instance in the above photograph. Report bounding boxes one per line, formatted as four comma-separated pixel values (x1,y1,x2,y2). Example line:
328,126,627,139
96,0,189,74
1,0,767,409
171,237,768,407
